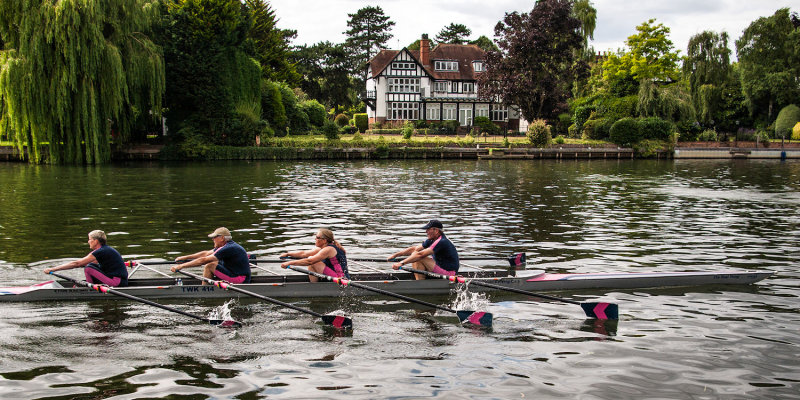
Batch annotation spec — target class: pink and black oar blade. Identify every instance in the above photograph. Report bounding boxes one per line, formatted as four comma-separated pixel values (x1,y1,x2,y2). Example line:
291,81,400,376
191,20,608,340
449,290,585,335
321,314,353,329
456,310,493,327
580,302,619,320
210,319,243,328
507,252,526,268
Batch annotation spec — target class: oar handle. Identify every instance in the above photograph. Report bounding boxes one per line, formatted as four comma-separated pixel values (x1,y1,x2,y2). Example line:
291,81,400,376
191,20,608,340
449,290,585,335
49,271,215,324
175,269,326,318
285,265,457,313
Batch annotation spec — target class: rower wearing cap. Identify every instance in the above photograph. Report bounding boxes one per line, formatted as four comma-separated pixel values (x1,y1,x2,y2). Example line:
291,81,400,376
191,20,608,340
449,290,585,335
388,219,460,280
171,227,251,284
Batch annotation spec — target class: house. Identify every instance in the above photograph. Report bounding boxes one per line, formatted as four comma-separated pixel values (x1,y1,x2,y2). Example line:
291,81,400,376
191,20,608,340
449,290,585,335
364,35,524,131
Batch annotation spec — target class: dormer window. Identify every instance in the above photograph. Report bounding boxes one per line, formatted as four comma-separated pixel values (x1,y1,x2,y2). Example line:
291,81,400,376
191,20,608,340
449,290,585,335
472,61,485,72
434,60,458,71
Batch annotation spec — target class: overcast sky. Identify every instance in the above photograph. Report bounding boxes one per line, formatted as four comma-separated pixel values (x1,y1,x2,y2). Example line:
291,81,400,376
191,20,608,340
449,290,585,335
268,0,793,55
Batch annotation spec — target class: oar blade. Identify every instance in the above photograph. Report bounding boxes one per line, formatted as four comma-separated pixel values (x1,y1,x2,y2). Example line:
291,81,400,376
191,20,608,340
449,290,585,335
580,302,619,320
455,310,493,327
210,319,243,328
321,314,353,330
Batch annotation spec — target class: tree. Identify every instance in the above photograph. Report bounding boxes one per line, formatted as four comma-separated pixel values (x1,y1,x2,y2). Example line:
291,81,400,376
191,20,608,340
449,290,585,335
244,0,301,85
736,8,800,123
344,6,395,83
470,35,499,52
572,0,597,57
0,0,165,164
602,19,681,95
478,0,587,121
684,31,732,124
436,23,472,44
291,42,356,113
160,0,261,146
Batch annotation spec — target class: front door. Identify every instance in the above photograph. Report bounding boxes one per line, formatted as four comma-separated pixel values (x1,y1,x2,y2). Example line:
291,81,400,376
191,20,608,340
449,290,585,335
459,108,473,127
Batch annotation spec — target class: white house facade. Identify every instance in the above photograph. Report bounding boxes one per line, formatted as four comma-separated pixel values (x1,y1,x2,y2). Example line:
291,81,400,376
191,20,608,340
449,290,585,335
364,36,524,131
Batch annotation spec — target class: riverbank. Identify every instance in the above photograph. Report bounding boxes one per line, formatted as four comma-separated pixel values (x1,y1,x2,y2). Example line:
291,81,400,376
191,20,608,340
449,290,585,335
2,140,799,162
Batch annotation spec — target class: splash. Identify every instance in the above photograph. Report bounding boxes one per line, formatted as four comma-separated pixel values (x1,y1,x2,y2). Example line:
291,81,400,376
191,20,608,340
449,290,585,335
450,280,490,311
207,299,237,322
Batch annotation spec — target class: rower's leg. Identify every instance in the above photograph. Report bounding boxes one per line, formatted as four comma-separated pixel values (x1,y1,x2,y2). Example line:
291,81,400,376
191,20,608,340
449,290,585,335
307,262,326,282
412,257,436,280
202,261,219,285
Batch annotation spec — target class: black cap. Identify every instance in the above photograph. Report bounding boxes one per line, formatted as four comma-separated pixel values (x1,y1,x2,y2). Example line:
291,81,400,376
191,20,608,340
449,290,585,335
422,219,443,229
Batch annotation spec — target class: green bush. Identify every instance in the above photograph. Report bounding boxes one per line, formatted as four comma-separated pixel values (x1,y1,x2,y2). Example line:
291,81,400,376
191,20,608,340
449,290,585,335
261,80,287,134
775,104,800,139
354,113,368,133
473,116,499,135
596,95,637,121
609,117,640,146
581,118,611,140
793,122,800,140
556,113,572,135
526,119,551,147
698,129,718,141
638,117,674,141
334,113,349,127
402,121,414,140
554,135,565,144
567,123,578,138
301,100,327,127
322,120,340,140
573,106,594,132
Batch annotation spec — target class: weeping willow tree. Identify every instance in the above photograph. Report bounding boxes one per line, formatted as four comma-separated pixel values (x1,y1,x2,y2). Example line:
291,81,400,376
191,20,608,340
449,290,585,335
0,0,164,164
683,31,731,124
637,80,695,122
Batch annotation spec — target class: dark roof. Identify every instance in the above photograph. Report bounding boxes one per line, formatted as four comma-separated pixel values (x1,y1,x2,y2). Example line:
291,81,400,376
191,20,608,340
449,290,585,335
368,43,486,80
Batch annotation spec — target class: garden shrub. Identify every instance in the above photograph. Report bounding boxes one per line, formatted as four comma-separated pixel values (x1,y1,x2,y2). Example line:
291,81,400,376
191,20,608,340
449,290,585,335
793,122,800,140
775,104,800,139
556,113,572,136
568,123,578,138
638,117,674,141
473,116,499,135
322,120,340,140
261,80,287,134
609,117,640,146
554,135,565,144
597,95,637,121
582,118,611,140
334,113,349,127
354,113,368,133
402,121,414,140
573,106,594,132
526,119,551,147
301,100,327,127
698,129,718,141
341,125,357,135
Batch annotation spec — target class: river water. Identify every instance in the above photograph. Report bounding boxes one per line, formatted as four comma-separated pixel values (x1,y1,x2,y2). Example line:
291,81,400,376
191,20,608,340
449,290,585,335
0,159,797,399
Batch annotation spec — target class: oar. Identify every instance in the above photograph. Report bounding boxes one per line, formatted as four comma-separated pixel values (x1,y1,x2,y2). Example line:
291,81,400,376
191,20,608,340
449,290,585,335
284,265,492,327
399,266,618,320
175,269,352,329
48,271,242,328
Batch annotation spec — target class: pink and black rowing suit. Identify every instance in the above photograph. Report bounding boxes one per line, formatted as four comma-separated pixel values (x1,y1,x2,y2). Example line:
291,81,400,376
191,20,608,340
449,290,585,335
85,245,128,287
422,233,459,276
212,241,251,284
322,244,349,279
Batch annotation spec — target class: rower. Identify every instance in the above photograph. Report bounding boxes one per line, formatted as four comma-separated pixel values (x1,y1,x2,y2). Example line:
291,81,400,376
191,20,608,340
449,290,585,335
389,219,459,280
43,230,129,287
280,228,349,282
171,227,251,284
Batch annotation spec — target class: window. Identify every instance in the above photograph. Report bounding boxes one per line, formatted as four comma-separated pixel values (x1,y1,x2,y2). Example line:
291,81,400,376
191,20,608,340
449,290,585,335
473,61,485,72
451,82,461,93
434,60,458,71
443,104,457,120
491,107,508,121
389,102,419,120
476,104,489,118
463,82,475,93
392,62,415,70
433,81,448,93
388,78,420,93
426,104,440,120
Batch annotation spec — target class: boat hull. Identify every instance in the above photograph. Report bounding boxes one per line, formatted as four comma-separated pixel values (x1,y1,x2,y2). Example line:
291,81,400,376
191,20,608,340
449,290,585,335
0,270,772,302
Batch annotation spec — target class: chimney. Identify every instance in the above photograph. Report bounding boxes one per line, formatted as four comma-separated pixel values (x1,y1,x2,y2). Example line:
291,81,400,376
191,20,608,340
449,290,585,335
420,33,430,66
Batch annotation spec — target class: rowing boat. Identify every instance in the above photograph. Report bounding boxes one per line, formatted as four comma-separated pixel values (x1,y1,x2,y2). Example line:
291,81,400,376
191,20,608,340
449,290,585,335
0,268,772,302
